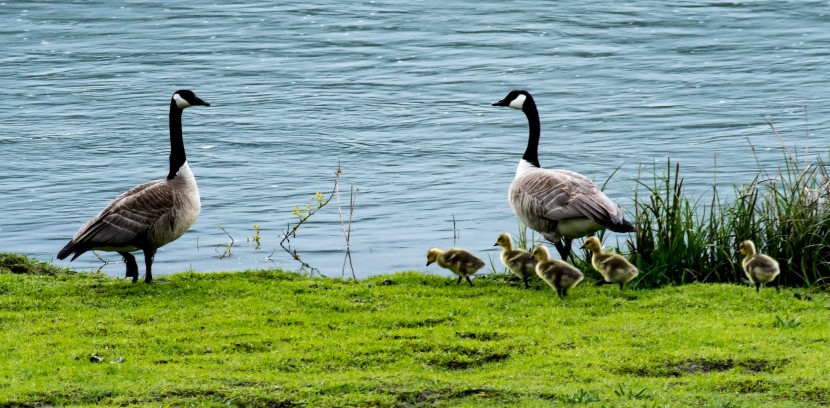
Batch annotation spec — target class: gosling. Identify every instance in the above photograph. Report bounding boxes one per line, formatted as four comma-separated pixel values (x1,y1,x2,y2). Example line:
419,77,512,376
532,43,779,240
494,233,537,288
739,240,780,292
531,244,584,298
426,248,485,286
581,236,638,290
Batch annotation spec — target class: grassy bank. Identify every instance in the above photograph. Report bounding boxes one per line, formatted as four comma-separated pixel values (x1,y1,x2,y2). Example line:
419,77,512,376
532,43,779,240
1,256,829,407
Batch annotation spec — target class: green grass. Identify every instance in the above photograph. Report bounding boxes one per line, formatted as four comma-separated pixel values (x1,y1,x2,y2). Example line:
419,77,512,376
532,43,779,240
1,254,829,407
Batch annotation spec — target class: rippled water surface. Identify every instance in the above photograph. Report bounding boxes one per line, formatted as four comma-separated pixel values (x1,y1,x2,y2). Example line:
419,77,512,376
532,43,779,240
2,1,829,278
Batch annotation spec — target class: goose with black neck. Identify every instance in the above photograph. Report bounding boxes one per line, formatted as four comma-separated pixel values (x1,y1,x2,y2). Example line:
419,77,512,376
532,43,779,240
57,90,210,283
492,90,635,261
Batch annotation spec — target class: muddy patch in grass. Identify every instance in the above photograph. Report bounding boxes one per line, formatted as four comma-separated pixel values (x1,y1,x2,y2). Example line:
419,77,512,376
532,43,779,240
620,358,786,377
392,387,516,407
455,331,503,341
419,344,512,370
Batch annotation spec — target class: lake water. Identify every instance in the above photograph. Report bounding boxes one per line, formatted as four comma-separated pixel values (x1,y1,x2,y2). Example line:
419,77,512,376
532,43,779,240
2,1,829,279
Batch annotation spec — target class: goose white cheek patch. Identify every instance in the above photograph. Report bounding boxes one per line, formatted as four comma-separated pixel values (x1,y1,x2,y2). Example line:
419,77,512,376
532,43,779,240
173,93,191,109
508,93,526,110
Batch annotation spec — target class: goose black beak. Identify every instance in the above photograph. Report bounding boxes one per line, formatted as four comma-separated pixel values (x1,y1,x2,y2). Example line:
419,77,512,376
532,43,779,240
198,99,211,107
492,99,509,107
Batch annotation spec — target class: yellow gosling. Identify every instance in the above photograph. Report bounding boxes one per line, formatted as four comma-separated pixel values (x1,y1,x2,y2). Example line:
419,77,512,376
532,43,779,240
426,247,485,286
739,240,780,292
494,233,537,288
531,244,583,298
581,236,638,290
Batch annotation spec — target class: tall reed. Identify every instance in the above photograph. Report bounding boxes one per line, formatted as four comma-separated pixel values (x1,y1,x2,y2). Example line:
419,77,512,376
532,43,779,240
626,152,830,288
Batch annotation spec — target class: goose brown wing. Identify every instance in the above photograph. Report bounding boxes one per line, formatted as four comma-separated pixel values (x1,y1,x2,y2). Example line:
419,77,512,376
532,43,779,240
514,169,625,226
69,180,176,250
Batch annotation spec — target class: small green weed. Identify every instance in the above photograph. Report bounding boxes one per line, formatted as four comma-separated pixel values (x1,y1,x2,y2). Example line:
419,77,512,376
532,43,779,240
560,388,601,404
773,315,801,329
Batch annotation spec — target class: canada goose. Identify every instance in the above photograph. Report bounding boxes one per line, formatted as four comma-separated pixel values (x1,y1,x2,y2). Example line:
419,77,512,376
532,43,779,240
494,232,537,288
426,248,485,286
581,236,638,290
739,240,780,292
492,90,636,261
57,90,210,283
531,244,583,298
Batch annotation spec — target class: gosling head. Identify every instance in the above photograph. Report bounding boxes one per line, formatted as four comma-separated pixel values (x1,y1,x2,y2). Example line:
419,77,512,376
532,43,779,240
494,233,512,248
426,248,443,266
738,240,757,256
492,90,532,111
172,89,211,110
581,236,603,252
531,245,550,262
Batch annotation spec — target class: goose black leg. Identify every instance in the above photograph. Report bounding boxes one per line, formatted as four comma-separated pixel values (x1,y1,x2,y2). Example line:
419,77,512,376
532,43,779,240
554,238,573,261
119,251,139,282
143,248,156,283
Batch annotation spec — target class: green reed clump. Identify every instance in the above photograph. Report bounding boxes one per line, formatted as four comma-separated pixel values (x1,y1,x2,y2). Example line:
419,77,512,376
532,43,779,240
628,152,830,288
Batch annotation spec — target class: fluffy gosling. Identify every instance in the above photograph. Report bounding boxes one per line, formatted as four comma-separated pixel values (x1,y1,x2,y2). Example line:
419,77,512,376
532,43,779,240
531,244,583,298
426,248,485,286
739,240,780,292
581,236,638,290
494,233,537,288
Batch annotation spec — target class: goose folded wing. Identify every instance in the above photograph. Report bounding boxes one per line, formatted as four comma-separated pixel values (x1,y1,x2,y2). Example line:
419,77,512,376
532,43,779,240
71,181,177,247
517,169,623,225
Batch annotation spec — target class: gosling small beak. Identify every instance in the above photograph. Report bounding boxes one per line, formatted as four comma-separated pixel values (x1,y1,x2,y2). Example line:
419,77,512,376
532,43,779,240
426,261,432,266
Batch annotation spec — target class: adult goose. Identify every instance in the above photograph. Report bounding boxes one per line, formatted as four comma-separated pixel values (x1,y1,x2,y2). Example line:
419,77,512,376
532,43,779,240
492,90,635,260
57,90,210,283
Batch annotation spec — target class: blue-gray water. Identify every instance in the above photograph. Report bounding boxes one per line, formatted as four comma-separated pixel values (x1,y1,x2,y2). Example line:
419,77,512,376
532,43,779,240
2,1,829,279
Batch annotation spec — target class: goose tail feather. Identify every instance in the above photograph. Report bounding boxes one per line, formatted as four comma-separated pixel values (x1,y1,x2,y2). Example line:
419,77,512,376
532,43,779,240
57,241,84,261
607,219,637,233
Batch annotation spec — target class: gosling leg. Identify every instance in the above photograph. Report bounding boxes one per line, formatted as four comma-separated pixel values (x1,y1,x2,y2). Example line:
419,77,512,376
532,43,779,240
465,276,474,287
